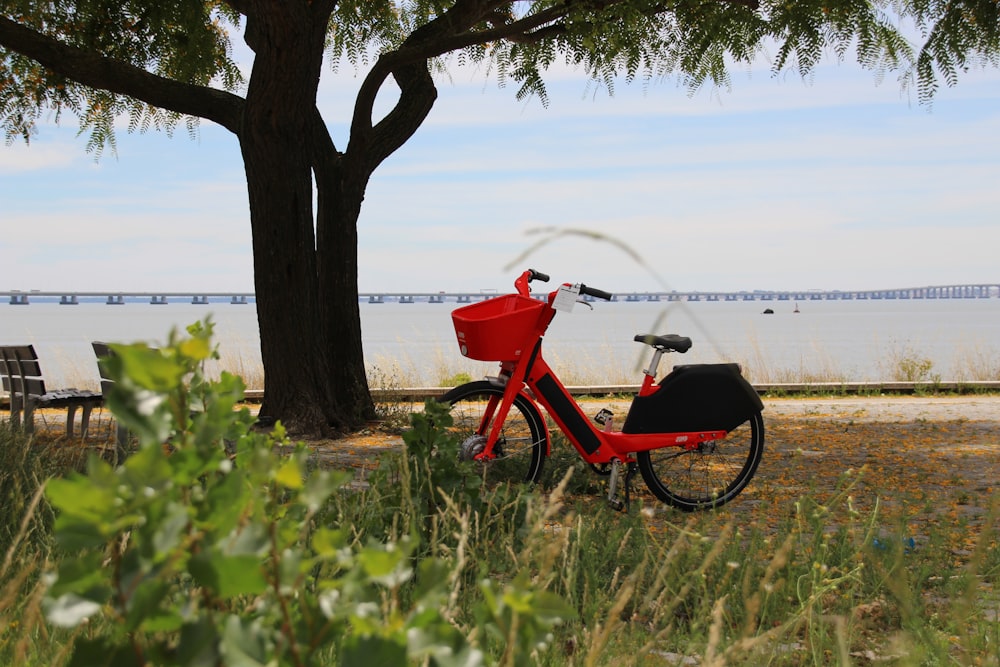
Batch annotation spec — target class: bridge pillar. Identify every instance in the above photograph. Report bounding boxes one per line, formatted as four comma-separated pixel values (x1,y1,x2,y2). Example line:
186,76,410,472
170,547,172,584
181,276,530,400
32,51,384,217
107,295,125,305
231,295,248,304
9,294,28,305
151,295,168,305
59,295,79,305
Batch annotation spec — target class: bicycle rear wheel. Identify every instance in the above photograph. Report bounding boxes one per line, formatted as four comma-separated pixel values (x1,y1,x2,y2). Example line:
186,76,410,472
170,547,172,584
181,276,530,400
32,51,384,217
637,411,764,511
439,381,547,485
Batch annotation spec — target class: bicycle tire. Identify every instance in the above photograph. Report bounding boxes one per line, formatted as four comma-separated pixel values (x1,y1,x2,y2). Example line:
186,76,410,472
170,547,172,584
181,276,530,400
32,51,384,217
636,411,764,511
439,381,547,485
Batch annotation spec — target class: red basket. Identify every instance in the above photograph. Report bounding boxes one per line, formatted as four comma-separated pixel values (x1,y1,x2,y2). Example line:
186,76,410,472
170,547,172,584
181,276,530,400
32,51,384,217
452,294,546,361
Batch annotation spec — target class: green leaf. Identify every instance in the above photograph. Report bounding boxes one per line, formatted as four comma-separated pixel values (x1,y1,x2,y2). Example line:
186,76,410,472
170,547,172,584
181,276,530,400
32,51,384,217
120,440,173,492
312,527,348,558
341,634,406,667
115,344,187,392
175,618,220,667
275,458,303,489
221,522,270,557
301,469,350,511
66,638,137,667
528,590,578,624
359,544,412,587
152,501,190,557
178,336,212,363
189,552,267,598
219,615,271,667
199,465,248,533
278,548,303,593
105,387,172,446
123,579,171,632
47,553,109,597
52,515,110,551
46,476,116,520
413,557,452,602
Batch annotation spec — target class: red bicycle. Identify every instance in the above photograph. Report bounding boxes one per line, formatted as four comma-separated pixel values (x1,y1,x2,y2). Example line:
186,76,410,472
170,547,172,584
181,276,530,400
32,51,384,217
440,269,765,511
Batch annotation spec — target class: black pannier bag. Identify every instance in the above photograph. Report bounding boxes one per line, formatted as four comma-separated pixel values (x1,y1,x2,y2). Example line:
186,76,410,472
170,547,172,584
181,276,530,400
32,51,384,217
622,363,763,434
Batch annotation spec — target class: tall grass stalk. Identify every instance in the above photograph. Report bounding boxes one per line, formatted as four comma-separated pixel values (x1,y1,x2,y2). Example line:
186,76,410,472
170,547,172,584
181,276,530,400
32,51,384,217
3,417,999,664
4,327,999,665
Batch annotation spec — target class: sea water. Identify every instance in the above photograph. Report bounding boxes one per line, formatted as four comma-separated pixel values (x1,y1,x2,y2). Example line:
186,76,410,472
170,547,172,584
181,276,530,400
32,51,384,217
1,298,998,388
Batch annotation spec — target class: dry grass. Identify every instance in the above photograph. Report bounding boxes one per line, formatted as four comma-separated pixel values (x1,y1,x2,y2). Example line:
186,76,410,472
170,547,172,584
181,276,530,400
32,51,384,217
19,336,1000,398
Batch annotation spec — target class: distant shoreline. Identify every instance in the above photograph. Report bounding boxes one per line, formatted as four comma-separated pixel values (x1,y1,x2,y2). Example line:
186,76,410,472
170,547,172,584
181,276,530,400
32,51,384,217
241,380,1000,403
4,281,1000,306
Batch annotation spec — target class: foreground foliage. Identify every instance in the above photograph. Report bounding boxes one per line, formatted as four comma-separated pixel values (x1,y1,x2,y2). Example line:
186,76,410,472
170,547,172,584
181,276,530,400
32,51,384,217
0,323,996,665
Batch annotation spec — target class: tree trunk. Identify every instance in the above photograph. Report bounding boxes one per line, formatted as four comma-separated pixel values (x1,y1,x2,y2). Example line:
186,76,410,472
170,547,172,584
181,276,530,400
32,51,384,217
239,6,375,435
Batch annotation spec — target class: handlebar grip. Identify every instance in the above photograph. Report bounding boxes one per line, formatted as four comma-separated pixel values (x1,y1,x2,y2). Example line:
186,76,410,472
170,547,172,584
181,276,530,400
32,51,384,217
529,269,550,283
579,284,613,301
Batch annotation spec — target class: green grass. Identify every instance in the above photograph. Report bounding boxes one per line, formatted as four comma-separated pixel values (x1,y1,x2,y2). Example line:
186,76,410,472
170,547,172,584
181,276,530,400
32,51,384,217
6,423,996,666
8,300,998,665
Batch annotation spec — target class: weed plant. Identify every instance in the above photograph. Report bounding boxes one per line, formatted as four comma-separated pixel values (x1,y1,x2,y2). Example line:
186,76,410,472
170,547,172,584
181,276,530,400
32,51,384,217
0,322,997,665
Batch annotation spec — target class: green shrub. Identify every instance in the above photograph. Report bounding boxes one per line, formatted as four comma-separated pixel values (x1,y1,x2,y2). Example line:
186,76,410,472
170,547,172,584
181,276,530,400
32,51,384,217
3,320,997,666
438,371,474,387
33,321,575,666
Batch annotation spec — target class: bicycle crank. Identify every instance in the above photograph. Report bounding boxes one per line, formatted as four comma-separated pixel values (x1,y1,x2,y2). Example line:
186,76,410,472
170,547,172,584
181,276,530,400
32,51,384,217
459,434,487,461
606,460,638,512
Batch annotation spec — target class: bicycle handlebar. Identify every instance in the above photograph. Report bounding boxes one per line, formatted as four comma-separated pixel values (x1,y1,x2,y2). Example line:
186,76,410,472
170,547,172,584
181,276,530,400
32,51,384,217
528,269,550,283
579,284,613,301
514,269,612,301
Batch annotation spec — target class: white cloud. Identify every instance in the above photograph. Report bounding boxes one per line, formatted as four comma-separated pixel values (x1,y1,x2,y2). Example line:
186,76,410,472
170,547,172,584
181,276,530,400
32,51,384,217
0,139,80,173
3,44,999,295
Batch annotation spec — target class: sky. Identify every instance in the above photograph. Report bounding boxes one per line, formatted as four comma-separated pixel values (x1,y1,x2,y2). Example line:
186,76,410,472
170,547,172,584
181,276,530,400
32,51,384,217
2,43,999,295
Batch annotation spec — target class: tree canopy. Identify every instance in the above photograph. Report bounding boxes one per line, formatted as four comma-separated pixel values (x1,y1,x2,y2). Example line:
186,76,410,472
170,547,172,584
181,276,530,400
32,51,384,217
1,0,997,433
4,1,998,151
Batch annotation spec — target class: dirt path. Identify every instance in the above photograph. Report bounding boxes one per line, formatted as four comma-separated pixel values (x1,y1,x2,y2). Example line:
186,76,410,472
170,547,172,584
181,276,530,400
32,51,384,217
312,395,1000,545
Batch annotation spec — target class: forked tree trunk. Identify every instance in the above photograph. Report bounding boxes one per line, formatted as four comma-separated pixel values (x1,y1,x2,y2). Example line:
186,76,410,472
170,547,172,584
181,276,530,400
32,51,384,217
238,7,375,435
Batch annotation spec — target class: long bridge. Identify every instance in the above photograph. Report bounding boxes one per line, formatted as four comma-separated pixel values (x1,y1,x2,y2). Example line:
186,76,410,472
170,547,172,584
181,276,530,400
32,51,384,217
2,284,998,305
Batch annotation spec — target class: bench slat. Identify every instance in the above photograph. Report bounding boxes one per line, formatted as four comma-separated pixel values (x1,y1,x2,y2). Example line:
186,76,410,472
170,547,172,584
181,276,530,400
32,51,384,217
0,345,37,359
0,359,43,378
2,377,47,395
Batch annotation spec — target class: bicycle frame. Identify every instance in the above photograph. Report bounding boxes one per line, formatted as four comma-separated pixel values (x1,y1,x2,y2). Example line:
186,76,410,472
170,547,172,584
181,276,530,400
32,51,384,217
468,274,727,466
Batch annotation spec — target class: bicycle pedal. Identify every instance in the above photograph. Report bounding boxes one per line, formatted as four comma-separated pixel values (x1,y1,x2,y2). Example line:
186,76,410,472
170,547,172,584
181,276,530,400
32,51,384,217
608,498,626,512
606,459,625,511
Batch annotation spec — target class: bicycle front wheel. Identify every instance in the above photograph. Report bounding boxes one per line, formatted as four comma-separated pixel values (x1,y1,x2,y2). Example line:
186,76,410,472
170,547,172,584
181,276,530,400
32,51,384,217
637,411,764,511
439,381,547,485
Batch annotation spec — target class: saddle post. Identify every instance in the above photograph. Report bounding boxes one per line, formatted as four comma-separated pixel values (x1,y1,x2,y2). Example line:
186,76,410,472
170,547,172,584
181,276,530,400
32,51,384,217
644,348,666,379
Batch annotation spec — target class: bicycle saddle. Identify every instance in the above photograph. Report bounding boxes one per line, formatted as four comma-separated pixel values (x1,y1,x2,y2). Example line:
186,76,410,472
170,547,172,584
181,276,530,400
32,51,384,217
634,333,692,353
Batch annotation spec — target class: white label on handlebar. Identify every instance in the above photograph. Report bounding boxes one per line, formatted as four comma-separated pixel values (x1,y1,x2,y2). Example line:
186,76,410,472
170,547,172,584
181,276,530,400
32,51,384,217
553,284,580,312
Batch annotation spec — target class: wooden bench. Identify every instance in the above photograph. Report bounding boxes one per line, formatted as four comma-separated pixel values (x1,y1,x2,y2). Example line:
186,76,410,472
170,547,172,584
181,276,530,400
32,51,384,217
92,341,129,452
0,345,104,437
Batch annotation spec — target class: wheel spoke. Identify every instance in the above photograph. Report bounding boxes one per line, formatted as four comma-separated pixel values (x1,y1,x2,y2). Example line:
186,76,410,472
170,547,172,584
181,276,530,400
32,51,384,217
637,412,764,511
441,382,546,485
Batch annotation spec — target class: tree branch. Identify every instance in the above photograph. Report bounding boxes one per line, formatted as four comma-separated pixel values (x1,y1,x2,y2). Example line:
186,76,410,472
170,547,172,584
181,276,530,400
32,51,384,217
367,62,437,173
0,16,244,134
219,0,251,16
343,0,761,181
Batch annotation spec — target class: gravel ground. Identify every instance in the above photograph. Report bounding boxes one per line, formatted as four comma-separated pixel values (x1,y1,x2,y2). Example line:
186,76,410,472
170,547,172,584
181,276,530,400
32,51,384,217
761,394,1000,422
